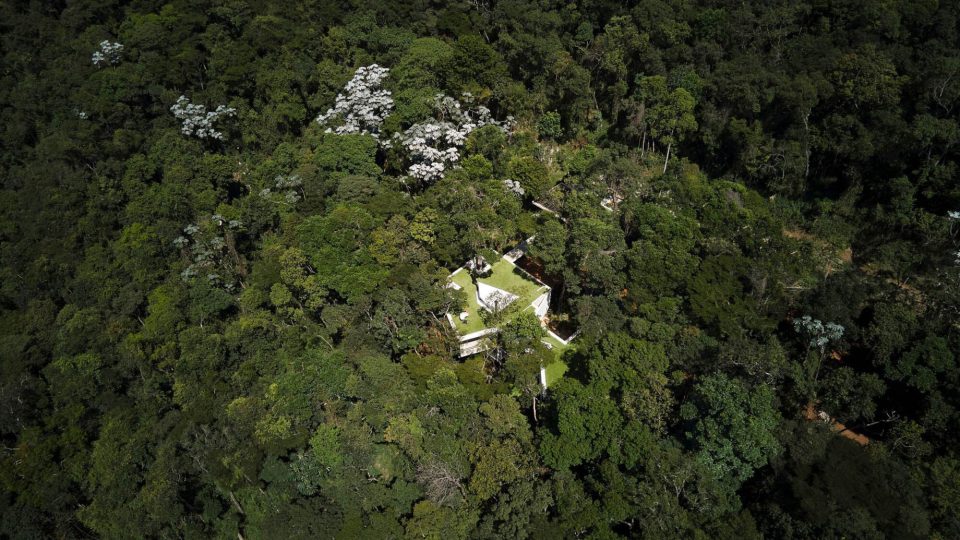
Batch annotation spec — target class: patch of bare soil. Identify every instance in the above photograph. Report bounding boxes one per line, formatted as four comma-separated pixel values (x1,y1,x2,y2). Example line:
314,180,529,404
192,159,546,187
804,403,870,446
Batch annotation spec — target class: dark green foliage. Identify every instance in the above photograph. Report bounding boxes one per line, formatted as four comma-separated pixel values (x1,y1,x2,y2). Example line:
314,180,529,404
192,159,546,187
761,422,931,539
536,111,562,140
681,374,782,487
1,0,958,538
507,155,552,199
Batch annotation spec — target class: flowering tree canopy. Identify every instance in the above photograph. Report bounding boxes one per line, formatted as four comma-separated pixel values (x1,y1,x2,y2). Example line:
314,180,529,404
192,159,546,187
503,178,525,197
316,66,512,185
316,64,394,137
393,93,512,184
793,316,845,351
91,40,123,66
259,174,304,206
170,96,236,140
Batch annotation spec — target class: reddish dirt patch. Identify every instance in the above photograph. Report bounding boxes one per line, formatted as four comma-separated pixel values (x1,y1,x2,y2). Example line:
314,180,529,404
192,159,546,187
804,403,870,446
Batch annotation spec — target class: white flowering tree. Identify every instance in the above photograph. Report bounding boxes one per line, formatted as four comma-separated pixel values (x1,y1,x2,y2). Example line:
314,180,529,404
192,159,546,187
91,40,123,66
259,174,305,206
503,178,525,197
170,96,236,140
794,315,845,395
316,64,394,137
393,93,512,184
794,316,845,352
316,65,512,185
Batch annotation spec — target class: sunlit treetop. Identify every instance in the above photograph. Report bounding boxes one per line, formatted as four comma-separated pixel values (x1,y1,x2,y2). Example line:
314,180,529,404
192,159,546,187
170,96,236,140
793,315,845,351
91,40,123,66
393,93,513,184
316,64,394,137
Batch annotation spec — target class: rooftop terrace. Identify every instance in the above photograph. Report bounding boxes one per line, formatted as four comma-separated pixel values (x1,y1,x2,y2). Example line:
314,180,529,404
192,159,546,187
448,268,486,335
447,258,549,337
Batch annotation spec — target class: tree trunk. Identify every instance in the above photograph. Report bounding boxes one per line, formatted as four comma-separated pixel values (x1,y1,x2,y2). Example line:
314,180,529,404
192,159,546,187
662,142,672,174
229,491,245,515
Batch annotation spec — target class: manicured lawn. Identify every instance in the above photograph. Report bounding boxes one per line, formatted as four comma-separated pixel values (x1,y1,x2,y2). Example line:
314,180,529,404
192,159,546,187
449,258,573,389
448,269,487,334
541,332,567,351
449,260,548,336
541,332,572,387
543,358,568,387
478,259,548,310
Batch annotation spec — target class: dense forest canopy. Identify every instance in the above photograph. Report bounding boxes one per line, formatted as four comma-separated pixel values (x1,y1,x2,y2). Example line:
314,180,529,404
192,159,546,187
1,0,958,538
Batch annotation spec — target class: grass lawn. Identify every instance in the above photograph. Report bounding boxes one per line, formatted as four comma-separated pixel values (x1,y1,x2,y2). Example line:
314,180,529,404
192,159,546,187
449,260,548,336
543,359,568,387
478,259,548,310
449,259,572,388
541,332,572,387
448,269,487,335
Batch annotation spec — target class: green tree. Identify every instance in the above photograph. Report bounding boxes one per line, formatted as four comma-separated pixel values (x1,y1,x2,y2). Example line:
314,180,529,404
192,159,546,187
681,374,781,487
507,155,551,199
536,111,562,140
539,379,622,469
632,75,698,172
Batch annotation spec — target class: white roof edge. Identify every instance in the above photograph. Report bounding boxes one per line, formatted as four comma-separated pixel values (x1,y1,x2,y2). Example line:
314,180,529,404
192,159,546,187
460,327,500,341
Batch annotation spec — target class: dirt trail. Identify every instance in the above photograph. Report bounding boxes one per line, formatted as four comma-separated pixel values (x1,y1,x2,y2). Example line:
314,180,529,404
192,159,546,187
804,403,870,446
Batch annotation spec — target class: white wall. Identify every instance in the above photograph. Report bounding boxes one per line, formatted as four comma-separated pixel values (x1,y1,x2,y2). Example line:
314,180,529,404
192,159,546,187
477,282,518,311
531,291,549,318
